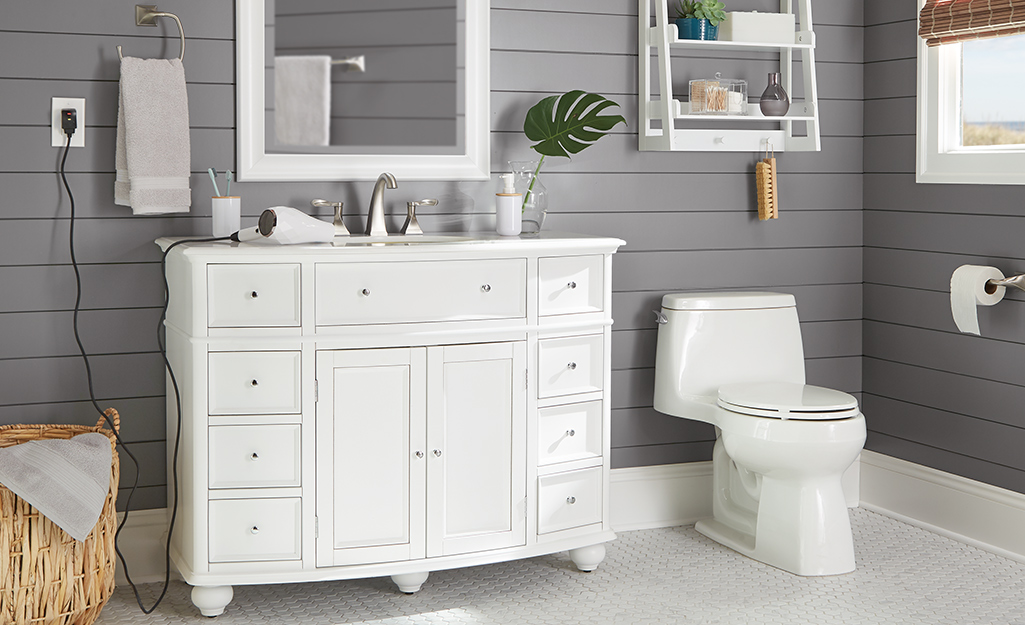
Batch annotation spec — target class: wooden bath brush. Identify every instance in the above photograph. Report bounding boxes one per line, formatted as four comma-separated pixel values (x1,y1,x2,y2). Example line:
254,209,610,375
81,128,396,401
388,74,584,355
756,144,778,220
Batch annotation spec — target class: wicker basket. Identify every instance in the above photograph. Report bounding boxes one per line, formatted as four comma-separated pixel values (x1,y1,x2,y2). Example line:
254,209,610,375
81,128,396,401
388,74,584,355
0,409,120,625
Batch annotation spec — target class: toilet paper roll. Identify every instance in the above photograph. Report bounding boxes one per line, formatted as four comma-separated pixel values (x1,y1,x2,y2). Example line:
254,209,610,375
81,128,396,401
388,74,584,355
950,265,1005,336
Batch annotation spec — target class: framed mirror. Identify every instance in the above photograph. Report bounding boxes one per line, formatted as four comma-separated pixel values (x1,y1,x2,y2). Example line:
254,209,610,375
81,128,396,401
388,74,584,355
237,0,490,181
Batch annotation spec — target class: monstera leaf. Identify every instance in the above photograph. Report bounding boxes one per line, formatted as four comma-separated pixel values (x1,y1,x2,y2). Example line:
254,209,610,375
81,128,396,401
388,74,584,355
523,91,626,159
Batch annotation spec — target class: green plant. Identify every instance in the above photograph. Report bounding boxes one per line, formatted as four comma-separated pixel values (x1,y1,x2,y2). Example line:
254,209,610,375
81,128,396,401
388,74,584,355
674,0,726,25
520,91,626,211
673,0,696,20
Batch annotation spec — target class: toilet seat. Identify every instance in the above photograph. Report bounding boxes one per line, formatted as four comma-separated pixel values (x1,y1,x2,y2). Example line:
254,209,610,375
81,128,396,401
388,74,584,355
717,382,859,421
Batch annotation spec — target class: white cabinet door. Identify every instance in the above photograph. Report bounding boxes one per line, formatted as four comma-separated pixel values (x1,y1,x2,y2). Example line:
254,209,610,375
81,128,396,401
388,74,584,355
317,341,526,566
316,348,427,567
426,342,526,557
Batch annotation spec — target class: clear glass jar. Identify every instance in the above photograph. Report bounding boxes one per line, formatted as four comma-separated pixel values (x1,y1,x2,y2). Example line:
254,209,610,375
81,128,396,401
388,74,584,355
509,160,548,235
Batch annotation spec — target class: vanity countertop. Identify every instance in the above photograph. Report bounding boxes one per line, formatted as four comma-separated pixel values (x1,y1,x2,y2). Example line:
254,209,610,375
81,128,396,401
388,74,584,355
157,232,626,256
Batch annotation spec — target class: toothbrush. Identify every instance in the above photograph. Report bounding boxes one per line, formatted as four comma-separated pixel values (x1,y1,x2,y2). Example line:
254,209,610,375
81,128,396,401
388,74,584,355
208,167,222,197
225,170,233,197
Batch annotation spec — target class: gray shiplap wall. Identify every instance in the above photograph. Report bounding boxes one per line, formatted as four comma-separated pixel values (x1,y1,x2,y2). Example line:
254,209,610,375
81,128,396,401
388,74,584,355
863,0,1025,494
0,0,863,510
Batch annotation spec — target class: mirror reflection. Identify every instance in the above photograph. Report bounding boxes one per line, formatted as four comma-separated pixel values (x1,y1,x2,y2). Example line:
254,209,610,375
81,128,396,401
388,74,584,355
266,0,462,154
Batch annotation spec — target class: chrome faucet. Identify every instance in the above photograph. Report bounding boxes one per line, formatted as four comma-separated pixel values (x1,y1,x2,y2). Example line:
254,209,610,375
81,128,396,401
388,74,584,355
366,172,397,236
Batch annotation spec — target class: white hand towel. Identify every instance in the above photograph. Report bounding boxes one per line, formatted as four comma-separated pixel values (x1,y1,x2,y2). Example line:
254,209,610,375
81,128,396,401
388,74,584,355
116,56,192,214
274,55,332,146
0,433,112,542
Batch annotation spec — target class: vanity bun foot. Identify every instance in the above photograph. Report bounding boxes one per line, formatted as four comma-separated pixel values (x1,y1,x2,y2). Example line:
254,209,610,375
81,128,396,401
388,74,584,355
191,584,234,617
569,543,607,572
391,572,429,594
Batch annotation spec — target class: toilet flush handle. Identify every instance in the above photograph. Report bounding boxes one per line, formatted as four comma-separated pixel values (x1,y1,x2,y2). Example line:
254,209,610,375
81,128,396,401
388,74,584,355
653,310,668,325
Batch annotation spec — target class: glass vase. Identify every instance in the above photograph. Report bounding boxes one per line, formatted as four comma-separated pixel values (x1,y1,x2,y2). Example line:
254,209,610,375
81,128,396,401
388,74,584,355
509,160,548,235
759,72,790,117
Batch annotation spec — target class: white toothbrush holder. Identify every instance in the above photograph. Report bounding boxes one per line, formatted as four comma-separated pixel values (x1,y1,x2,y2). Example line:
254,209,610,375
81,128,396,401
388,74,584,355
212,196,241,238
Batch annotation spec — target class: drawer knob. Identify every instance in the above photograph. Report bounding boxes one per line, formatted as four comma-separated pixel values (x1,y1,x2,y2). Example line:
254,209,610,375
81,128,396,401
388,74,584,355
567,362,577,370
433,449,443,457
566,429,576,437
481,284,491,293
361,288,371,297
251,379,259,387
250,290,259,299
567,281,577,289
566,496,577,505
251,452,259,460
250,526,260,534
415,450,424,459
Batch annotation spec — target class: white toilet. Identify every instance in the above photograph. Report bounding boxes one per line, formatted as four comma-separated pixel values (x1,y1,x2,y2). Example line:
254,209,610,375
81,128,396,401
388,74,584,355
653,291,866,576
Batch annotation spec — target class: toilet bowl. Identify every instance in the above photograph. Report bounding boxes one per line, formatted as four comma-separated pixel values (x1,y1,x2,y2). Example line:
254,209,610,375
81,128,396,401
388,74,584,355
652,292,866,576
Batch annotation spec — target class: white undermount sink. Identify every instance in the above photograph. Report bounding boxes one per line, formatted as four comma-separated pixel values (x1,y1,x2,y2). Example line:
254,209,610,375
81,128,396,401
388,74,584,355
337,235,477,246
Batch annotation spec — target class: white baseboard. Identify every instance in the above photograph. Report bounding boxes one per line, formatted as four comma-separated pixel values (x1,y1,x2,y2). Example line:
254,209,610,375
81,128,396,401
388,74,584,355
860,450,1025,564
609,462,713,531
114,453,1025,585
114,508,177,586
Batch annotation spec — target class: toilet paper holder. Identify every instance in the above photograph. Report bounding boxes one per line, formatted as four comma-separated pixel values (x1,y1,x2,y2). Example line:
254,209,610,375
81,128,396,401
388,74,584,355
986,273,1025,294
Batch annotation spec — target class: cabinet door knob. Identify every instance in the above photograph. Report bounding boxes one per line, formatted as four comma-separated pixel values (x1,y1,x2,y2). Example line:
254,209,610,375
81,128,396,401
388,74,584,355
251,379,259,387
566,496,577,505
481,284,491,293
566,429,576,437
567,362,577,370
361,288,371,297
433,449,443,457
250,290,259,299
250,526,260,534
415,451,424,459
251,452,259,460
567,281,577,289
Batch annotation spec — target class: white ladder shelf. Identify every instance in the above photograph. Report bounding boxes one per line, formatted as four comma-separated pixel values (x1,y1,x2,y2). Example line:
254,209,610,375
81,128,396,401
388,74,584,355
638,0,821,152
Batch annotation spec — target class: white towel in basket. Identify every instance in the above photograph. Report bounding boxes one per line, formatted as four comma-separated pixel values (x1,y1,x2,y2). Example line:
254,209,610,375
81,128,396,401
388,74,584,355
0,433,111,541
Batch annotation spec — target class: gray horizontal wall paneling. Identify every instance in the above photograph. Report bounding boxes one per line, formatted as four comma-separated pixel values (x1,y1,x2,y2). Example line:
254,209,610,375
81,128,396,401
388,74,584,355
0,2,864,508
861,10,1025,494
0,3,234,512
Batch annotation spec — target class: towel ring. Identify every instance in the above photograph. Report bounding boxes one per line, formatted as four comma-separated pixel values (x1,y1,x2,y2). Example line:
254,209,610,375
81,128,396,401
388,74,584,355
116,4,186,62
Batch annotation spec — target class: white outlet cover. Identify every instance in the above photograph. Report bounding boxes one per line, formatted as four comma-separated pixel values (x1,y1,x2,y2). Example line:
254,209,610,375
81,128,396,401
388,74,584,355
51,97,85,147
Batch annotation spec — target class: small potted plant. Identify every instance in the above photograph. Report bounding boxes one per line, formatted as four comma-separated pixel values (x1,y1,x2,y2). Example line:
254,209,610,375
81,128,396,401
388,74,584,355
674,0,727,41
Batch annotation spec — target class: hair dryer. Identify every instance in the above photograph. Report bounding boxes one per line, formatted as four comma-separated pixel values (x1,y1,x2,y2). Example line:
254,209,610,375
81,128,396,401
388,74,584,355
231,206,335,244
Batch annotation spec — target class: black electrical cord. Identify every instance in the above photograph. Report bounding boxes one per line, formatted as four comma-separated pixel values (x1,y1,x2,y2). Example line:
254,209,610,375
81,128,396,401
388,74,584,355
60,129,228,613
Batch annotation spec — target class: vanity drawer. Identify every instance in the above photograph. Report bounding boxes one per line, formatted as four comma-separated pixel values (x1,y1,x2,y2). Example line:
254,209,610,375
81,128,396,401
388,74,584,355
538,256,603,317
209,424,301,489
315,259,526,326
537,467,603,534
208,351,301,415
538,401,603,467
208,264,301,328
537,334,604,399
208,498,301,562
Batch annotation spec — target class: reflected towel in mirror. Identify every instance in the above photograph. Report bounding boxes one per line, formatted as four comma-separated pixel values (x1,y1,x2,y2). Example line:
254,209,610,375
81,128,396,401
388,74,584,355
274,55,332,146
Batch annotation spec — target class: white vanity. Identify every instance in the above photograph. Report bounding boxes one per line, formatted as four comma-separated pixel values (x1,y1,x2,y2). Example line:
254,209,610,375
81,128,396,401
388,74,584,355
159,233,624,616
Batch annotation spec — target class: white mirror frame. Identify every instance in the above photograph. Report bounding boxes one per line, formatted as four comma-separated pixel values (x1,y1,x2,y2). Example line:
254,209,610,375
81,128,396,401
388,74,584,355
236,0,490,181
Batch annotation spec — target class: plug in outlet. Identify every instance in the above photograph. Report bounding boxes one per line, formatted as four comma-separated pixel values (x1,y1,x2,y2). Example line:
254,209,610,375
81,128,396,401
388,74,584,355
51,97,85,147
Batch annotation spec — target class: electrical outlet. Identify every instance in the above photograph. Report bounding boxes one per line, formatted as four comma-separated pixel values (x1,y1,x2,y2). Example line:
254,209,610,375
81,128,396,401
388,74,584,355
51,97,85,148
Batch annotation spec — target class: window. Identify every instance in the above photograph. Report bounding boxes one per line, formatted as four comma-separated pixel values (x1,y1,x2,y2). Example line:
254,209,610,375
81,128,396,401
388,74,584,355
917,5,1025,184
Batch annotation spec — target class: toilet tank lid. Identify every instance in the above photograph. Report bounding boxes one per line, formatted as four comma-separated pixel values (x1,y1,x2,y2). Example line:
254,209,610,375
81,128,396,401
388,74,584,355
661,292,796,311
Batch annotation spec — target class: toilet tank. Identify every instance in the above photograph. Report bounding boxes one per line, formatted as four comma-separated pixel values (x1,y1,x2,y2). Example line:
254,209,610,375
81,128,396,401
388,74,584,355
653,292,806,418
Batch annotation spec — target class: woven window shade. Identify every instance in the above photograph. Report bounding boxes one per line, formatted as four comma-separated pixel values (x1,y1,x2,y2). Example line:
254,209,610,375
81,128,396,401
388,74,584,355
919,0,1025,46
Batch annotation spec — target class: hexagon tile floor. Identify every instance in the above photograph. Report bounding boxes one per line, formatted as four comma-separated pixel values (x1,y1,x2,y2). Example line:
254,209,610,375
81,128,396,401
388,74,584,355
96,508,1025,625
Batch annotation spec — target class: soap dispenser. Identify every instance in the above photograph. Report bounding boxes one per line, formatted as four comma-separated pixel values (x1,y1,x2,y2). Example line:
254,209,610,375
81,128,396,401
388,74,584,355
495,173,521,236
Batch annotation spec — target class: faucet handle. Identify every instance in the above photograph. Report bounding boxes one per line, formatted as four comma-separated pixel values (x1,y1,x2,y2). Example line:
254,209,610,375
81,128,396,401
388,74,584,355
312,199,348,237
401,198,438,235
